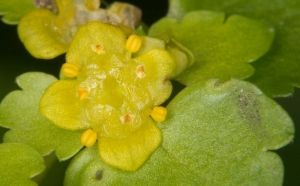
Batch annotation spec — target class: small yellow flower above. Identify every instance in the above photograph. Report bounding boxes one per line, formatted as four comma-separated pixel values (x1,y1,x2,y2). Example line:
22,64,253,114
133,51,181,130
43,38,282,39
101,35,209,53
39,22,176,171
18,0,142,59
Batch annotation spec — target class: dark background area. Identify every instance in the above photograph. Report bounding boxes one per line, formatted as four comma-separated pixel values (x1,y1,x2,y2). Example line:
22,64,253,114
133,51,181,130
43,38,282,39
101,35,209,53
0,0,299,185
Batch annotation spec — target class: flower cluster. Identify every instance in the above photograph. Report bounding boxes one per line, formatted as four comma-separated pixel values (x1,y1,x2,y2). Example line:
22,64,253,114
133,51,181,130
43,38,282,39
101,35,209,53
39,21,176,171
18,0,141,58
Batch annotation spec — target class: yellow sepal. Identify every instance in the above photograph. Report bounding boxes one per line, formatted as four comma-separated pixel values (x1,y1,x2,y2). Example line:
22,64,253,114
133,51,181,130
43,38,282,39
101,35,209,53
99,119,161,171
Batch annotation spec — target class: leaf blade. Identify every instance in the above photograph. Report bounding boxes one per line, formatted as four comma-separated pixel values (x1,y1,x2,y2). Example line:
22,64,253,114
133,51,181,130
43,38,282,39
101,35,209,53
149,11,274,85
158,78,294,184
168,0,300,97
0,72,84,160
65,146,199,186
0,143,45,186
0,0,36,24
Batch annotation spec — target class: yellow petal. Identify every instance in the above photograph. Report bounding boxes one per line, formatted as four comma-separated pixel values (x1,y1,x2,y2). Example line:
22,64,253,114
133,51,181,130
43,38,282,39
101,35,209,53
39,80,90,130
99,118,161,171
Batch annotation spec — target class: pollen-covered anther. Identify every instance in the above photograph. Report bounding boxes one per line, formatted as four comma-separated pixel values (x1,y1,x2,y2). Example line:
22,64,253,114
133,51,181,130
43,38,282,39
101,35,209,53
151,106,167,122
77,88,88,100
61,63,79,78
126,34,142,53
81,129,97,147
120,114,135,123
136,65,146,78
91,44,105,54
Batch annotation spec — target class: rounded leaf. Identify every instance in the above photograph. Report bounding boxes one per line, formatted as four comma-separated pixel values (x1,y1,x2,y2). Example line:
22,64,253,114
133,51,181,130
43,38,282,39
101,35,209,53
0,72,84,160
0,143,45,186
0,0,36,24
149,11,275,85
159,79,294,184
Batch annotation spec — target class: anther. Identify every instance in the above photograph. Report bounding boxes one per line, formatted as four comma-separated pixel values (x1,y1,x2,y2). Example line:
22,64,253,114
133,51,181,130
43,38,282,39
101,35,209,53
126,34,142,53
80,129,97,147
151,106,167,122
91,44,105,54
77,88,87,100
136,65,146,78
120,114,135,123
61,63,78,78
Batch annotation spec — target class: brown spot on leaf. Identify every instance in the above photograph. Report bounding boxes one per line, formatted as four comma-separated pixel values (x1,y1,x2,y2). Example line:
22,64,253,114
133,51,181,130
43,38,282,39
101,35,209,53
236,89,261,126
96,170,103,180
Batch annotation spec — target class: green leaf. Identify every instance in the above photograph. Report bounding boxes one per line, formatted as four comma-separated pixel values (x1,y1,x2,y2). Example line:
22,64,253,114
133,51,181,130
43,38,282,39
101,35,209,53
0,143,45,186
168,0,300,97
0,0,36,24
0,72,84,160
158,78,294,185
65,145,199,186
149,11,274,85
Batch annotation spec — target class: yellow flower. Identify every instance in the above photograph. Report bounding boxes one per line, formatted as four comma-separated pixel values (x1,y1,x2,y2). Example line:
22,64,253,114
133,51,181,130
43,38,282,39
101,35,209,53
18,0,141,59
39,22,176,171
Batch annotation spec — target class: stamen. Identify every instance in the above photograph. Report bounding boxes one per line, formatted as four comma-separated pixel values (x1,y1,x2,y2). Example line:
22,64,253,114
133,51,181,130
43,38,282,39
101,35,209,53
77,88,88,100
80,129,97,147
120,114,135,123
61,63,78,78
136,65,146,78
151,106,167,122
91,44,105,54
126,34,142,53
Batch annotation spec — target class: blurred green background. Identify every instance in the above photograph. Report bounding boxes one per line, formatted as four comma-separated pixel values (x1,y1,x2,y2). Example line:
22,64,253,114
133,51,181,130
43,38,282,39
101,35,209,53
0,0,299,185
